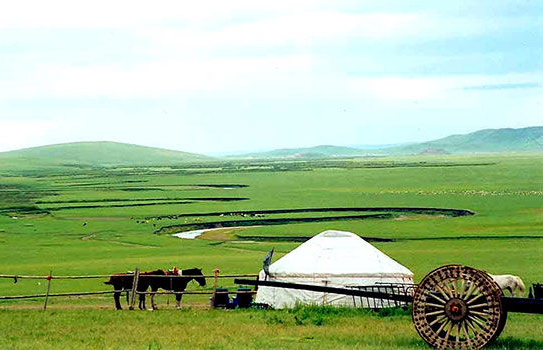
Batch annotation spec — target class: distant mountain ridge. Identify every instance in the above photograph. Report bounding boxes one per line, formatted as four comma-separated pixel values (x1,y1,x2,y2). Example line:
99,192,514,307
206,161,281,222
230,126,543,159
237,145,364,159
0,141,211,166
386,126,543,154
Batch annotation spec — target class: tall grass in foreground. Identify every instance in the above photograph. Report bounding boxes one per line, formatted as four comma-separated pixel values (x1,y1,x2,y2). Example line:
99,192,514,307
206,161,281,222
0,307,541,350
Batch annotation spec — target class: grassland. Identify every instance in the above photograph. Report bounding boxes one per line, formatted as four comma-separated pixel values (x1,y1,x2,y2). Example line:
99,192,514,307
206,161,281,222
0,153,541,349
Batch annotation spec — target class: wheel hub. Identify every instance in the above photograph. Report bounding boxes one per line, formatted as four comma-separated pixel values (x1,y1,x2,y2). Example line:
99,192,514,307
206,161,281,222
445,298,468,321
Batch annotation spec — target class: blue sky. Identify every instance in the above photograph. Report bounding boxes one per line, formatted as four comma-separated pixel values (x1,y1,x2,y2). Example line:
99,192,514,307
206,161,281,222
0,0,542,154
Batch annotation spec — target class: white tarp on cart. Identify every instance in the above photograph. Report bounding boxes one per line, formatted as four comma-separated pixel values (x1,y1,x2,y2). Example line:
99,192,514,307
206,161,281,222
255,230,413,308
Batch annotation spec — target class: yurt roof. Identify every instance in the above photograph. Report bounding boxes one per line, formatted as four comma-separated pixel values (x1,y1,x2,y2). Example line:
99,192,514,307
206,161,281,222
268,230,413,278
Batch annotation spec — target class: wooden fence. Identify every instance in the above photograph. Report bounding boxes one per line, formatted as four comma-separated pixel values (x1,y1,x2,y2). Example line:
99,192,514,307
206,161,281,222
0,270,258,310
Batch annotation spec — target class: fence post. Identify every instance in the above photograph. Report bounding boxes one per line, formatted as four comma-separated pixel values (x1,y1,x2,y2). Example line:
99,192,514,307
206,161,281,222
322,280,328,306
43,270,52,311
129,268,140,310
211,268,219,305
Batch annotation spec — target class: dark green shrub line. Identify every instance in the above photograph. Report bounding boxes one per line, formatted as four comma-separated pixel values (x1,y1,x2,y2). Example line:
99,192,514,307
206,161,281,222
36,197,249,204
235,235,393,242
155,214,394,234
0,206,50,215
394,235,543,241
235,235,543,243
147,206,475,220
41,201,194,211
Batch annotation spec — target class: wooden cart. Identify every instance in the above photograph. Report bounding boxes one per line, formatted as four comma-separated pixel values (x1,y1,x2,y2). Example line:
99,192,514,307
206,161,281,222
236,264,543,349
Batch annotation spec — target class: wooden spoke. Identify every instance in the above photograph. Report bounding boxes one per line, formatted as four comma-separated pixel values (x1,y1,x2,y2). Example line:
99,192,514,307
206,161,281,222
470,310,490,318
450,280,459,297
436,319,450,335
455,322,462,342
466,293,484,305
459,280,466,297
466,318,479,334
441,282,455,299
469,302,490,309
468,315,487,328
435,285,451,301
444,321,453,340
461,321,471,341
464,282,477,299
447,281,455,298
426,309,446,317
426,292,447,305
429,315,447,327
422,302,446,308
453,279,461,297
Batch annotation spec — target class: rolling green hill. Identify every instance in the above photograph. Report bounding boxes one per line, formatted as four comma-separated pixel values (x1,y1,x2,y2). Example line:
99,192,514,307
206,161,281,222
0,141,212,166
386,126,543,155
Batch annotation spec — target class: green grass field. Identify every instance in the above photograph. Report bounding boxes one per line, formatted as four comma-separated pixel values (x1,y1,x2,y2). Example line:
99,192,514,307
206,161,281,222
0,153,542,349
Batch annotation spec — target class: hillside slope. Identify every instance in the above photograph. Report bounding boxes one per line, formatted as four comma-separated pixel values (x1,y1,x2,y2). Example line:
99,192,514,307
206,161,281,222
0,141,212,166
387,126,543,154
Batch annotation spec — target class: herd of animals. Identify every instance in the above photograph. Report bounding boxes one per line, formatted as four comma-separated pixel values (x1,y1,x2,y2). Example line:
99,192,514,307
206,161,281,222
104,267,206,310
102,266,527,310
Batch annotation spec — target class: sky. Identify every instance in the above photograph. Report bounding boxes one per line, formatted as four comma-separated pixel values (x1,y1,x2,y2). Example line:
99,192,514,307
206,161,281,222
0,1,542,154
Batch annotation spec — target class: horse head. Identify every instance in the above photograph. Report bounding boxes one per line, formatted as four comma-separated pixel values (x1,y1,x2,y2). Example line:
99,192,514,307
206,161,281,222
182,267,206,287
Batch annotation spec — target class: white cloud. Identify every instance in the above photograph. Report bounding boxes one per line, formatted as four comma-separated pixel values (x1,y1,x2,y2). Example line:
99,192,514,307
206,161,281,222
0,1,325,29
349,77,441,100
0,120,57,151
0,54,314,99
209,12,420,45
346,73,543,101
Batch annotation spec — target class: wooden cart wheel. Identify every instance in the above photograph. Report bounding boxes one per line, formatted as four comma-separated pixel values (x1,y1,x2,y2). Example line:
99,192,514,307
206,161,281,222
412,265,506,349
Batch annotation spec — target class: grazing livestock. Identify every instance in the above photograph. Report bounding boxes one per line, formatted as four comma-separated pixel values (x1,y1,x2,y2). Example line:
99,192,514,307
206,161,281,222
146,267,206,310
104,268,206,310
490,274,526,296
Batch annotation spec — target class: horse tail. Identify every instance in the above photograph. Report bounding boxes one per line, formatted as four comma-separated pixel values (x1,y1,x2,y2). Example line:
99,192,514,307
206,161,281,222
516,276,526,296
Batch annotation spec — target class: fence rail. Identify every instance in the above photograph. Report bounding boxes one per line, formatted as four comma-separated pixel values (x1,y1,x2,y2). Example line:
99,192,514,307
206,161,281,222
0,290,127,300
0,273,258,280
0,269,259,309
137,290,256,295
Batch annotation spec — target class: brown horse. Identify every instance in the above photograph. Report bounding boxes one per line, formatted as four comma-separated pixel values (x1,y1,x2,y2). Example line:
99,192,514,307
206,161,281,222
104,269,162,310
146,268,206,310
105,268,206,310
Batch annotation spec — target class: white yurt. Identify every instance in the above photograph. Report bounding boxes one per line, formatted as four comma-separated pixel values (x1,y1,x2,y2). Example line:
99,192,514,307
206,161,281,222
255,230,413,308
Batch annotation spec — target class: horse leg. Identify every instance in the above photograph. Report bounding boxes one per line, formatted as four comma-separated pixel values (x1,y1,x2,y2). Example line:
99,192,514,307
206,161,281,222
176,293,183,309
139,294,146,310
114,292,122,310
151,288,158,310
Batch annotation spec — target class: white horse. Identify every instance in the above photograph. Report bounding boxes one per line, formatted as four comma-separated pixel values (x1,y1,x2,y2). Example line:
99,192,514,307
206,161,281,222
489,274,525,296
